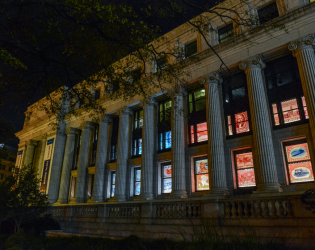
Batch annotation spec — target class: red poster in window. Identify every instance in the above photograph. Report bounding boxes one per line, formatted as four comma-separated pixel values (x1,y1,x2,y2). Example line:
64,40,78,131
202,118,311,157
286,143,310,162
227,116,233,135
302,96,309,119
272,104,280,125
237,168,256,187
235,112,249,134
288,161,314,183
281,99,300,124
196,174,209,191
236,152,254,169
197,122,208,142
190,126,195,143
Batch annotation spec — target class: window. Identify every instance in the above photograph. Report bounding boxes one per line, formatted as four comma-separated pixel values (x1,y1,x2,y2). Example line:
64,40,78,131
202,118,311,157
110,117,119,162
188,88,207,145
110,171,116,198
194,157,209,191
132,109,143,157
234,149,256,188
218,23,234,43
155,56,167,72
185,41,197,58
134,167,141,196
90,124,99,166
161,162,172,193
283,139,314,184
158,100,172,151
223,72,251,137
264,55,308,127
257,2,279,25
72,131,82,170
93,89,100,101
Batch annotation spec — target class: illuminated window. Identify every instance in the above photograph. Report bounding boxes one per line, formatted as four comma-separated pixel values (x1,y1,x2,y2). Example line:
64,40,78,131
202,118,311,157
257,2,279,25
132,109,143,157
72,131,82,170
158,100,172,151
185,41,197,58
265,55,308,127
223,72,251,137
283,140,314,184
188,88,207,145
194,157,209,191
218,23,234,43
161,162,172,193
110,171,116,198
90,124,99,166
234,149,256,188
134,167,141,196
110,117,119,162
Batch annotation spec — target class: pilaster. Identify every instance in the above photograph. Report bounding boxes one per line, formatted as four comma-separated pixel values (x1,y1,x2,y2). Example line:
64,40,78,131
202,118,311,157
24,140,37,167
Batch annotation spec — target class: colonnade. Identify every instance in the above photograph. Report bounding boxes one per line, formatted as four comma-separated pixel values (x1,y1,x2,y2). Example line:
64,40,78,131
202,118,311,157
20,35,315,204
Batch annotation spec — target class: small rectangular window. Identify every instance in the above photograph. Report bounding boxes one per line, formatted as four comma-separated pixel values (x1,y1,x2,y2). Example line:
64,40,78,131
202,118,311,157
185,41,197,58
194,157,209,191
110,171,116,198
161,162,172,193
257,2,279,24
234,150,256,188
134,167,141,196
218,23,234,43
283,140,314,184
159,131,171,150
281,98,300,124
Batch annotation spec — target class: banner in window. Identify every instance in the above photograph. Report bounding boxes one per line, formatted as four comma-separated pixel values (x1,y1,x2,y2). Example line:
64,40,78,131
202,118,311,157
40,139,54,193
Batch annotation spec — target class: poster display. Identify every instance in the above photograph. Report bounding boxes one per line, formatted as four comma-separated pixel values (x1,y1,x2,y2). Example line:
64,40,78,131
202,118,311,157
196,122,208,142
162,164,172,193
272,104,280,125
163,179,172,193
302,97,309,119
195,159,209,191
165,131,171,149
227,116,233,135
288,161,314,183
196,174,209,191
281,98,300,124
286,143,310,163
40,138,54,193
235,152,254,169
235,111,250,134
235,152,256,188
134,169,141,196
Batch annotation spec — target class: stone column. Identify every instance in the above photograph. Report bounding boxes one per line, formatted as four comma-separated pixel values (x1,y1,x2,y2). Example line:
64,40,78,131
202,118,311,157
73,122,93,203
24,140,37,167
55,128,79,204
37,136,47,181
114,108,131,201
170,88,187,198
139,98,156,200
289,35,315,144
47,121,67,203
91,115,111,202
204,72,229,195
240,55,282,192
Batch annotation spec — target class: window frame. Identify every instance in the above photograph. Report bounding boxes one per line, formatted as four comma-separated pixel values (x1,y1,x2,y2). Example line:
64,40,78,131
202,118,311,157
257,1,279,25
155,56,168,72
110,171,116,198
218,23,234,44
93,89,101,101
161,162,172,194
194,156,209,192
185,40,197,58
158,100,172,152
134,167,141,196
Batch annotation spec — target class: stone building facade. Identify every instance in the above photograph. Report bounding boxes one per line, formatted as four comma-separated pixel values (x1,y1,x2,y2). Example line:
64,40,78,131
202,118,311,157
15,0,315,246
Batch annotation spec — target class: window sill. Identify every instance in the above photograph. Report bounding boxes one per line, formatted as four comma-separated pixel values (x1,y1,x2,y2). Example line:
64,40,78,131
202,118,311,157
109,159,117,163
273,119,309,130
157,148,171,154
188,141,208,147
233,187,256,195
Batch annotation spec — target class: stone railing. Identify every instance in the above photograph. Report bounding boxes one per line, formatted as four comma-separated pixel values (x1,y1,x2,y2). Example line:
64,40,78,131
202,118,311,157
47,207,66,217
107,204,140,218
223,197,293,219
154,202,201,219
72,206,98,217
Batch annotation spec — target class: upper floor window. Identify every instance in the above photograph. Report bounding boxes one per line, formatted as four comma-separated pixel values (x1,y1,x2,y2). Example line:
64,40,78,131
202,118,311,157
185,41,197,58
223,72,251,137
90,124,99,166
264,55,308,128
134,167,141,196
110,171,116,198
283,139,314,184
234,149,256,188
161,162,172,193
110,117,119,162
72,131,82,170
158,100,172,151
257,2,279,24
132,109,143,157
188,88,207,145
218,23,234,43
194,157,209,191
155,56,167,72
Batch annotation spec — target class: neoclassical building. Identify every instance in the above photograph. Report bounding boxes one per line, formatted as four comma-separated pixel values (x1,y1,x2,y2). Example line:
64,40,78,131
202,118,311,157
15,0,315,245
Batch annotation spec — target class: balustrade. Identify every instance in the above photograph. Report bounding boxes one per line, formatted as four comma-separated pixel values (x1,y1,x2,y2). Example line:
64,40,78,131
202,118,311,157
155,202,201,219
47,207,66,217
73,206,98,217
107,205,140,218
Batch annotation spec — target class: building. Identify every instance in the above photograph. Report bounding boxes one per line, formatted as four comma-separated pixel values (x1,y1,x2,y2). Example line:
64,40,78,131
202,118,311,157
0,144,17,181
15,0,315,246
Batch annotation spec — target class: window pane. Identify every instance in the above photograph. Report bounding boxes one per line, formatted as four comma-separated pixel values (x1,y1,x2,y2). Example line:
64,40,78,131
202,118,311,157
272,103,280,126
112,173,116,185
227,116,233,136
194,89,205,100
135,169,141,181
135,182,141,195
190,125,195,143
302,96,309,119
281,98,300,124
218,23,234,43
138,139,142,155
163,178,172,193
165,100,171,110
163,165,172,178
235,111,250,134
288,161,314,183
195,159,208,174
235,152,254,169
232,87,245,101
237,168,256,187
195,99,206,112
196,174,209,191
286,143,310,163
111,185,115,197
185,41,197,57
139,118,143,128
258,2,279,24
165,131,171,149
160,133,163,150
139,110,143,118
189,103,193,113
196,122,208,142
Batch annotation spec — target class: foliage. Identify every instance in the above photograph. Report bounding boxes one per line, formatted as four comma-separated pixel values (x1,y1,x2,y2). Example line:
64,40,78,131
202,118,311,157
0,175,15,228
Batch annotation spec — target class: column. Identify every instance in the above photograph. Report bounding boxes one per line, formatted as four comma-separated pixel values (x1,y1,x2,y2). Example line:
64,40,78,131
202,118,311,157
170,88,187,198
55,128,79,204
24,140,36,167
205,72,229,195
139,98,156,200
289,35,315,144
240,55,282,192
47,121,67,203
114,108,131,201
91,115,111,202
73,122,93,203
37,136,47,181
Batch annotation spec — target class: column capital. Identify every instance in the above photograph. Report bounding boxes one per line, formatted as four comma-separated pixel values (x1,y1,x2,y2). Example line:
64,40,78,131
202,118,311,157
172,86,187,98
102,114,113,124
66,127,80,136
239,55,265,71
142,97,157,108
41,133,48,140
26,139,37,147
206,71,223,86
80,121,94,130
288,35,315,53
119,107,132,117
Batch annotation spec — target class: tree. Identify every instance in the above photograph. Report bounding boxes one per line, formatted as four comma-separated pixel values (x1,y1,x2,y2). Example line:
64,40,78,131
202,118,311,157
0,174,15,229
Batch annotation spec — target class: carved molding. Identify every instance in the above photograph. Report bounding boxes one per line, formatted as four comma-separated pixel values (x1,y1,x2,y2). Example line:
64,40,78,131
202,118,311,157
207,71,223,85
239,55,265,71
288,34,315,53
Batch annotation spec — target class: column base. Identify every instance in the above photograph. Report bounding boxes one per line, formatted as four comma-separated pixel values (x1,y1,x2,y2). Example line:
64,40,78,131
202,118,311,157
254,183,283,194
88,196,105,203
71,197,85,204
204,187,229,198
113,194,127,202
137,193,154,201
169,190,188,199
54,199,68,205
